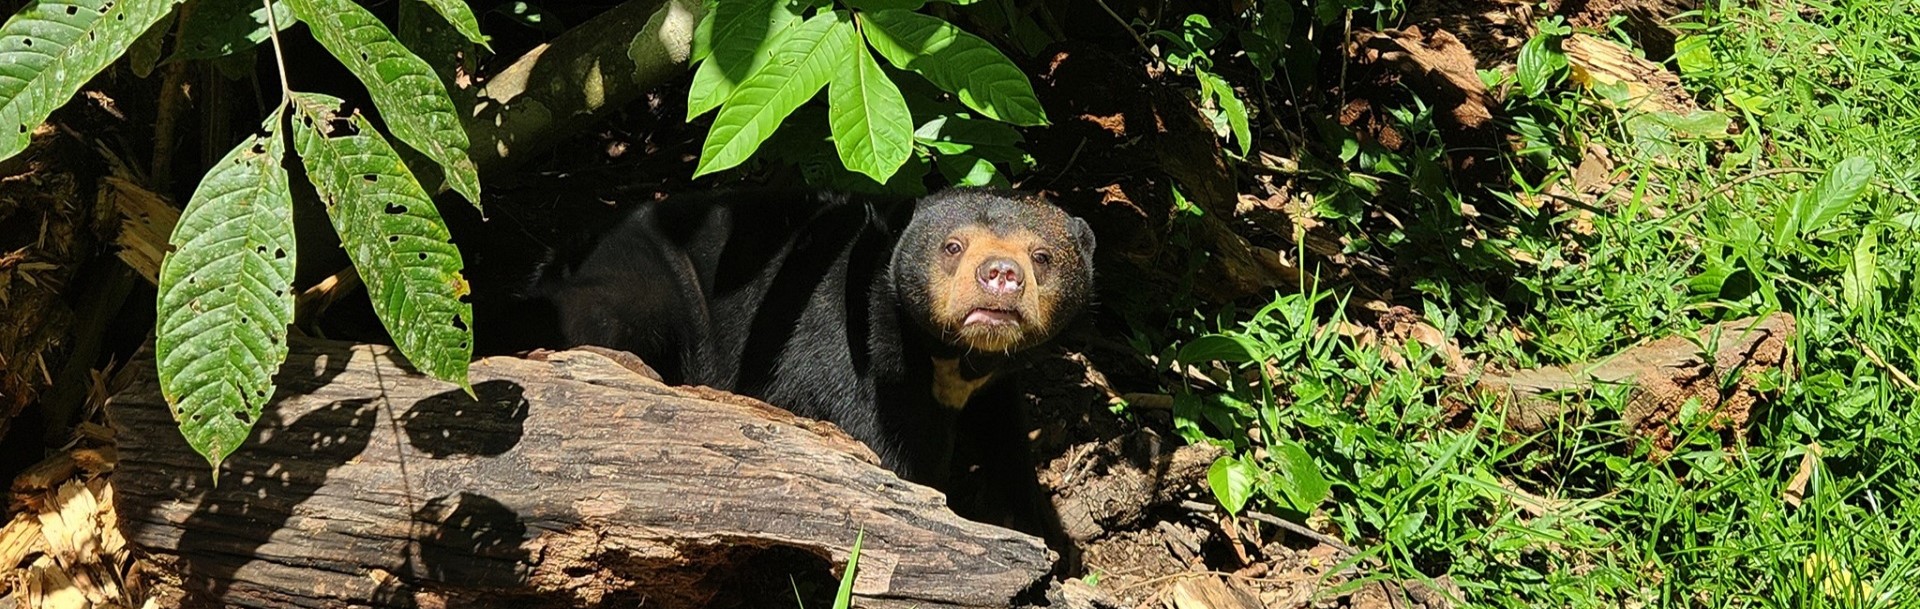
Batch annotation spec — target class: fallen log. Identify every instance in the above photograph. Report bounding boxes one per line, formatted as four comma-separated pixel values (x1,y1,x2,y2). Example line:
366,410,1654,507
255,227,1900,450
111,339,1052,609
1474,313,1795,453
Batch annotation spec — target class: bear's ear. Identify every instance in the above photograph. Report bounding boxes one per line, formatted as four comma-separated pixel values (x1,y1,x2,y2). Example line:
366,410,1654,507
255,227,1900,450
1068,216,1096,261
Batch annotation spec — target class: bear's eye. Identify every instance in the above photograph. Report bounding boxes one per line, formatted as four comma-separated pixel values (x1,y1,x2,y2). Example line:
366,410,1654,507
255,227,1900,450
1032,249,1053,266
943,240,963,256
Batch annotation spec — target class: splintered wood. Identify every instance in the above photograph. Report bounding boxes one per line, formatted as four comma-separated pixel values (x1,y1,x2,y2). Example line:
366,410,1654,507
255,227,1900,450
2,436,152,609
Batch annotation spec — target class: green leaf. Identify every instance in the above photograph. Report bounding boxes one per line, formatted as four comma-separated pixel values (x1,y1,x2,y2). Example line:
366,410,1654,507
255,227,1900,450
1795,155,1875,238
1208,455,1258,514
128,8,174,78
0,0,185,163
172,0,291,61
155,115,297,472
860,10,1046,126
845,0,926,9
284,0,482,205
1271,440,1330,511
832,530,863,609
1177,334,1263,364
290,93,473,388
829,36,912,183
694,11,854,178
412,0,489,47
1841,226,1878,315
687,0,803,119
935,153,1005,187
1196,69,1250,156
1516,33,1553,98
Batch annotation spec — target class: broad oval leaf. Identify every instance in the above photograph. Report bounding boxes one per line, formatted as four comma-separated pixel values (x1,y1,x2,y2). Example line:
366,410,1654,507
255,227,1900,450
284,0,482,205
1797,155,1876,238
290,93,473,388
156,115,297,472
1271,440,1330,511
687,0,802,119
1516,35,1552,98
1177,334,1264,364
860,10,1046,126
1207,455,1258,514
171,0,292,61
0,0,185,163
694,11,855,178
412,0,489,47
829,37,912,183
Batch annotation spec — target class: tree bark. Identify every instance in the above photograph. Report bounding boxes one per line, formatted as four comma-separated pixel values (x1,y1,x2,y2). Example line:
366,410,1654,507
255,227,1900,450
462,0,703,177
112,339,1052,609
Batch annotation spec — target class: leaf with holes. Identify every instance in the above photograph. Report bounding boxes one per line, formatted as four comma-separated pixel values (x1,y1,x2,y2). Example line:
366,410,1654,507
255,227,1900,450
155,115,296,472
687,0,802,119
290,93,473,389
0,0,185,163
694,11,855,178
829,37,912,183
171,0,292,61
412,0,488,47
284,0,481,205
399,1,472,88
860,10,1046,126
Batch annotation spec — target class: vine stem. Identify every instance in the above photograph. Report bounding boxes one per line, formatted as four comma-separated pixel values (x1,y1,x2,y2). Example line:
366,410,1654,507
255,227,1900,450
261,0,293,109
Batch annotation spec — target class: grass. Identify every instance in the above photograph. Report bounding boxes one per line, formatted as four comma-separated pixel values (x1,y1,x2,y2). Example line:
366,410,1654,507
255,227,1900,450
1124,1,1920,606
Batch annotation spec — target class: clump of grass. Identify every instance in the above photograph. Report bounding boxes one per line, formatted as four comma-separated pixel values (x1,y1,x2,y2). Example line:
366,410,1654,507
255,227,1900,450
1132,1,1920,606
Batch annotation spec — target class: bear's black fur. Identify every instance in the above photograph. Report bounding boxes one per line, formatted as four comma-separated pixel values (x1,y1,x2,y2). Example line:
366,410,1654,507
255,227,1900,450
464,188,1095,486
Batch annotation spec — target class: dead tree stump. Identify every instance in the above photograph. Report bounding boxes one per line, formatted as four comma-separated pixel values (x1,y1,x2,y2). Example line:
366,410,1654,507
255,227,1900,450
111,339,1052,608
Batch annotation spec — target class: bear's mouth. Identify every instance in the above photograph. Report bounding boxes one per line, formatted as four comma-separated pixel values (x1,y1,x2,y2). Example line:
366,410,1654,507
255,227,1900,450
962,308,1023,327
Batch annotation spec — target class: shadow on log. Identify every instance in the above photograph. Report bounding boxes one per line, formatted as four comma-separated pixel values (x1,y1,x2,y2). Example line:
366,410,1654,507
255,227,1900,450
111,339,1052,609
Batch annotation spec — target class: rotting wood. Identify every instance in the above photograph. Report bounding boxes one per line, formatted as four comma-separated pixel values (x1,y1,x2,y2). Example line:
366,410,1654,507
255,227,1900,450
1563,34,1694,114
1473,313,1794,453
111,339,1052,609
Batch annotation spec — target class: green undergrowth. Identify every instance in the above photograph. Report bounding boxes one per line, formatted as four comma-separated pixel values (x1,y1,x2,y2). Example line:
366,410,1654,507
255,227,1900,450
1127,1,1920,606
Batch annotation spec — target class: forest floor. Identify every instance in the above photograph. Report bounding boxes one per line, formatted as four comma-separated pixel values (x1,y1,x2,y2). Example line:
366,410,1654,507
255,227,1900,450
4,0,1919,608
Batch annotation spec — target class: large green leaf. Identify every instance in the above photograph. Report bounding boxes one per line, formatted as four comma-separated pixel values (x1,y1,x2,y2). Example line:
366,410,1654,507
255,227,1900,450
1207,455,1258,514
860,10,1046,126
155,115,297,472
1196,68,1250,156
290,93,473,388
828,38,912,183
284,0,482,205
172,0,292,61
0,0,185,162
1794,155,1875,239
694,11,855,178
687,0,801,119
412,0,488,47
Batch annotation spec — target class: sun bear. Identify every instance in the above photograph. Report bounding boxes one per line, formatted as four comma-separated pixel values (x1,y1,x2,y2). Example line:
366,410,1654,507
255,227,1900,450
465,188,1096,485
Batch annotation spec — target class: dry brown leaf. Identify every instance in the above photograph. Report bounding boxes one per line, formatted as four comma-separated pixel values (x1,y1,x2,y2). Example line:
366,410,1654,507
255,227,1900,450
1783,443,1823,508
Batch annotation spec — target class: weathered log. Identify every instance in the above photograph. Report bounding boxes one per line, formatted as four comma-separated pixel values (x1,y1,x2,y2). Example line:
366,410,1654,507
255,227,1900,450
1475,313,1795,453
111,339,1052,609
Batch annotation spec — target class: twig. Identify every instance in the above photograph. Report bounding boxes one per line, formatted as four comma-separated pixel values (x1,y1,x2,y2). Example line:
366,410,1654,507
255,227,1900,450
262,0,293,106
1853,337,1919,391
1091,0,1153,58
1701,167,1820,202
1178,499,1362,560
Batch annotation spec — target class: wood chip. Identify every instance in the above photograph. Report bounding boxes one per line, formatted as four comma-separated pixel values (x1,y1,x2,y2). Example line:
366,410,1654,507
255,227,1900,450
1783,443,1823,508
1167,575,1264,609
